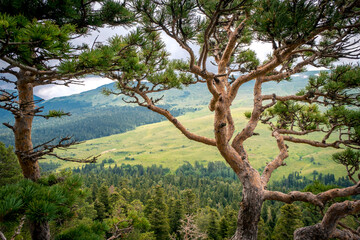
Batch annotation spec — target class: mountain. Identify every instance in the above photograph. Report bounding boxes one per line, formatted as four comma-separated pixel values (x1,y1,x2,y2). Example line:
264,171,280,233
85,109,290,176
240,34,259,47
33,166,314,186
0,71,318,147
46,103,344,181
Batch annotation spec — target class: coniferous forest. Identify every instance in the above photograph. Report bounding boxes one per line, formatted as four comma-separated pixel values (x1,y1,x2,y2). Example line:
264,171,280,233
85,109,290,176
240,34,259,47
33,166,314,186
1,146,358,240
1,0,360,240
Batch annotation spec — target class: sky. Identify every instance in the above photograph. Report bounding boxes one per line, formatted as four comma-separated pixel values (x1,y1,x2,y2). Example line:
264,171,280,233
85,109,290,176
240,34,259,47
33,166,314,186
0,24,336,100
35,26,273,100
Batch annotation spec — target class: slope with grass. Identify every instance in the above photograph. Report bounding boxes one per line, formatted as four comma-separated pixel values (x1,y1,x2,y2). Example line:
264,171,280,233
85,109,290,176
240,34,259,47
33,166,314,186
0,71,316,147
47,105,344,181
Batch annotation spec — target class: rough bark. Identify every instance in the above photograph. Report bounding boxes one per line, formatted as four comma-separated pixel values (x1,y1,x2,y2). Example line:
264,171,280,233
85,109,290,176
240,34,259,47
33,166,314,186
294,200,360,240
15,72,49,239
14,72,40,181
231,184,263,240
294,224,330,240
110,3,360,239
29,222,50,240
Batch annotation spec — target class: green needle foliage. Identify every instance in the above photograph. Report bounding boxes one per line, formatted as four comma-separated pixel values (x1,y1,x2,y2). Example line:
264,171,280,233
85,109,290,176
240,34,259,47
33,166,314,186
55,221,109,240
0,0,133,30
97,29,196,103
103,0,360,238
146,186,169,240
265,101,328,130
333,148,360,182
0,142,21,186
265,65,360,148
0,0,135,198
0,174,84,231
272,204,303,240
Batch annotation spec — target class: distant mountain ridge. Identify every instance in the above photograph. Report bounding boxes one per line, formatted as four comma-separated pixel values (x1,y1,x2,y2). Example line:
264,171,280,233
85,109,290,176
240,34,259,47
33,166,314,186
0,71,320,147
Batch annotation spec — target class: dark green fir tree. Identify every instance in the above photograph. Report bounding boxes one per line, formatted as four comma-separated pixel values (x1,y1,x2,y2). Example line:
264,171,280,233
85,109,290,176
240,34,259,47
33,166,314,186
168,197,184,237
97,184,111,214
0,142,21,186
148,186,169,240
94,199,107,221
207,208,220,240
272,204,303,240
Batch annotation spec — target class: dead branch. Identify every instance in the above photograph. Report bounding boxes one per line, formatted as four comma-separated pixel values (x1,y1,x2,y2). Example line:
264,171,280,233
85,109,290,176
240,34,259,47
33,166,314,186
0,232,6,240
16,137,99,163
107,220,133,240
11,215,26,240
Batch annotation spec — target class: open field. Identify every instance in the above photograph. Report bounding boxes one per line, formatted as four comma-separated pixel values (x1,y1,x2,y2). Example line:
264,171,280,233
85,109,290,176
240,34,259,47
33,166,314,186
46,105,344,181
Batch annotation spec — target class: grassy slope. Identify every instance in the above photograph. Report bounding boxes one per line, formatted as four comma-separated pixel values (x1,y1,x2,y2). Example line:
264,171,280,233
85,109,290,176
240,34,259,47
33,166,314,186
43,70,346,181
50,106,344,181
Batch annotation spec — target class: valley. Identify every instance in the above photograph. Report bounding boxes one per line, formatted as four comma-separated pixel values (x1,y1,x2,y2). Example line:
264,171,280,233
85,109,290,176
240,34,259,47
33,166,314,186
1,70,344,181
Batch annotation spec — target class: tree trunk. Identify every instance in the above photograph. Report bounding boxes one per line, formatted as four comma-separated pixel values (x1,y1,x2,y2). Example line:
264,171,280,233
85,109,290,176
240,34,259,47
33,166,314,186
29,222,50,240
14,72,40,181
15,72,48,240
231,184,263,240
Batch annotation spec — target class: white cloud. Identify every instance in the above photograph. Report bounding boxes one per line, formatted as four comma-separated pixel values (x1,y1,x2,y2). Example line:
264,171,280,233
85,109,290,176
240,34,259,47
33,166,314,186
11,25,358,100
250,41,272,62
34,76,113,100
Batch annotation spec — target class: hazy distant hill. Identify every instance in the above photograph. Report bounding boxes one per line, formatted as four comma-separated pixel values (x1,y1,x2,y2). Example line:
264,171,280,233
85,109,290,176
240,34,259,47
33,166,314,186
0,71,318,147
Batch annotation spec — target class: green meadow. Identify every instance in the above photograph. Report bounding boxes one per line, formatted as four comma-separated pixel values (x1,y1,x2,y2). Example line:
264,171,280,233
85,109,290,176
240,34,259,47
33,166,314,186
47,105,344,181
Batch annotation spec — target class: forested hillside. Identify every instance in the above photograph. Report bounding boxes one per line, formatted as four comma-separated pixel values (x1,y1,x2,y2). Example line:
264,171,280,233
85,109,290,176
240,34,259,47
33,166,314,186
42,99,345,182
0,72,313,147
3,160,355,239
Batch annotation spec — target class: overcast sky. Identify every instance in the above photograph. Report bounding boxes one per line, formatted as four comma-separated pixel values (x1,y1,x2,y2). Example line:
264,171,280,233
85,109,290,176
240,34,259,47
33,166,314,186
0,25,329,100
35,25,274,100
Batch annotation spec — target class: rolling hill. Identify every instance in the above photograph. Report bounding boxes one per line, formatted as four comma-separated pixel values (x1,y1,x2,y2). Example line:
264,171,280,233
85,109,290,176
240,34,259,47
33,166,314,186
37,70,345,181
45,105,344,181
0,71,315,147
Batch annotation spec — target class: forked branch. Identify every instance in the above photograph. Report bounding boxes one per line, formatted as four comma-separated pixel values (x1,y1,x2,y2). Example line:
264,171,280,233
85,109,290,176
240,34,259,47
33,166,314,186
294,200,360,240
261,130,289,185
264,182,360,207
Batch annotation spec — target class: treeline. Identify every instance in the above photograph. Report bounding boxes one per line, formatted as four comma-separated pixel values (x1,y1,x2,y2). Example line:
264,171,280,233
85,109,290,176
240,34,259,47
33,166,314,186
2,156,356,239
269,170,353,191
0,105,197,147
74,161,242,210
65,161,356,239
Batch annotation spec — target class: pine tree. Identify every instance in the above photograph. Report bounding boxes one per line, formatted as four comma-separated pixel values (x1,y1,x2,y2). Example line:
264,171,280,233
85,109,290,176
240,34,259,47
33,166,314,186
182,189,197,215
168,198,184,237
91,183,99,202
272,204,303,240
97,185,111,214
0,2,133,239
257,217,270,240
144,198,155,219
0,142,21,186
0,174,85,239
207,208,220,240
148,186,169,240
223,206,237,237
94,200,107,221
219,216,228,239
